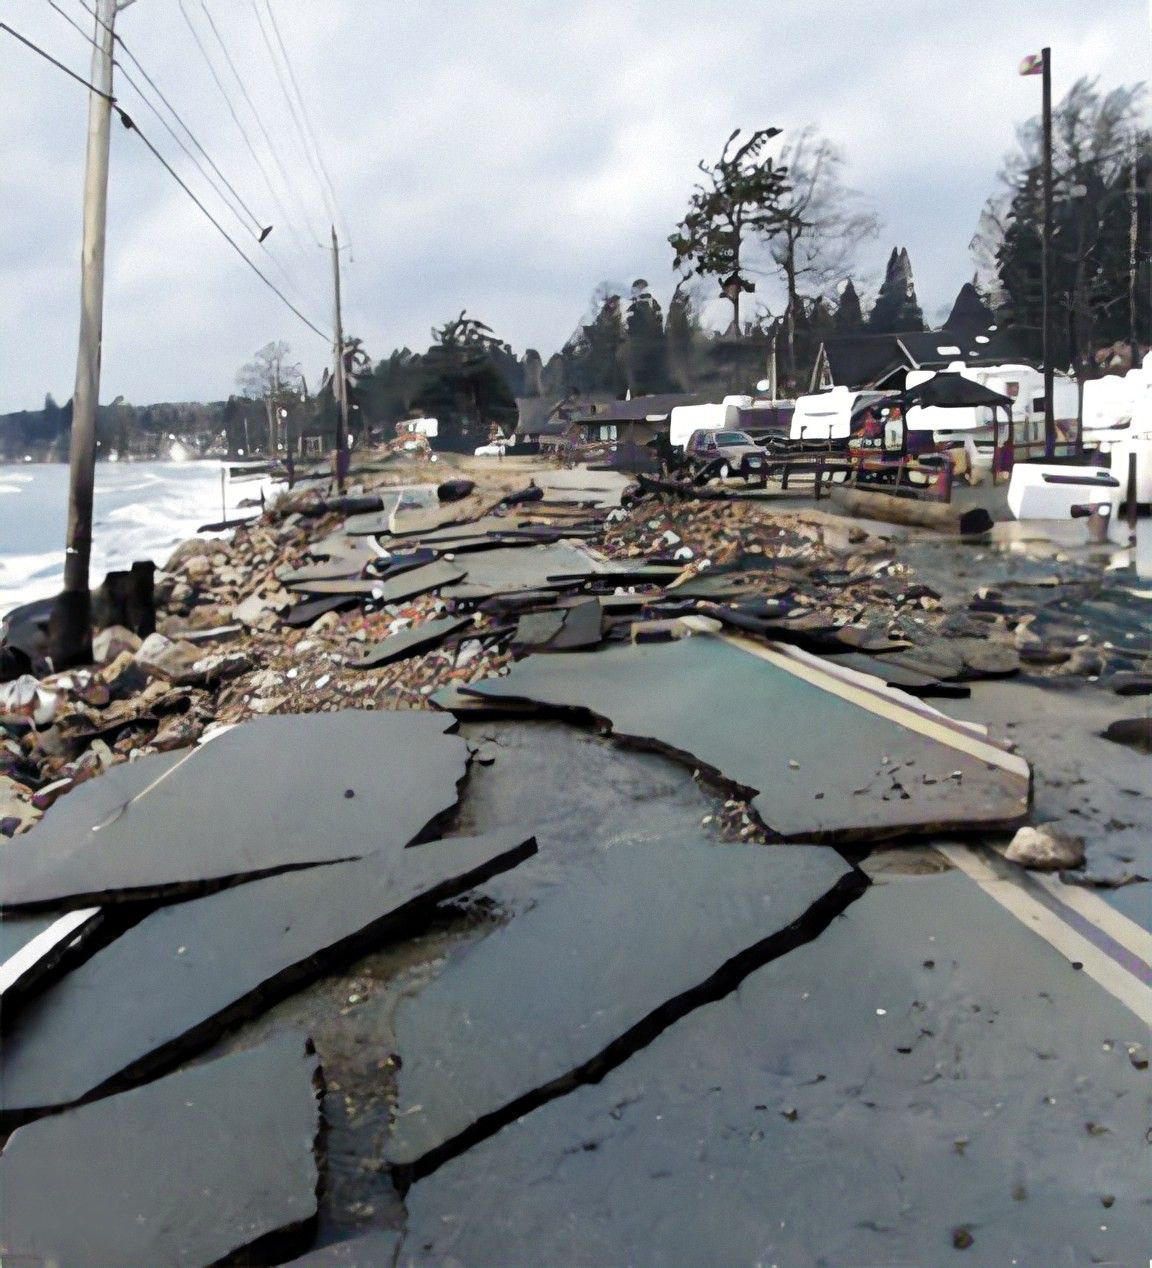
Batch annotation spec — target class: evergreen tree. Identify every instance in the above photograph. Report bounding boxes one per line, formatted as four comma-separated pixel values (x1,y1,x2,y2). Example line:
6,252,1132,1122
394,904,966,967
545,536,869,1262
943,280,994,334
867,247,925,333
666,282,702,391
624,279,671,395
834,279,864,333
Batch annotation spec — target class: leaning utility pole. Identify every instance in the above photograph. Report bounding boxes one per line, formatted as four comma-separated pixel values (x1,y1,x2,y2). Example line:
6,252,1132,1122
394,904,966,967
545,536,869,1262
1041,45,1056,459
330,224,348,493
51,0,131,666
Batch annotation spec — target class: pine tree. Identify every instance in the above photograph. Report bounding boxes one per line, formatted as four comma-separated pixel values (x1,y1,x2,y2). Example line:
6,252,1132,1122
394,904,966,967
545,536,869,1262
867,247,925,333
624,279,671,395
943,280,994,333
834,279,864,333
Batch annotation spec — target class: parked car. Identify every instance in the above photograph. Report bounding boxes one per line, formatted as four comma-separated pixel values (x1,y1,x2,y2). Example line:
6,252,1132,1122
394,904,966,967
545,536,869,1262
683,429,766,483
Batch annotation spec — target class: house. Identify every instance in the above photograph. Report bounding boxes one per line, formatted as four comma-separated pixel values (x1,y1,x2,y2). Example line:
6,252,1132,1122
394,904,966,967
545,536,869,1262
809,329,1031,392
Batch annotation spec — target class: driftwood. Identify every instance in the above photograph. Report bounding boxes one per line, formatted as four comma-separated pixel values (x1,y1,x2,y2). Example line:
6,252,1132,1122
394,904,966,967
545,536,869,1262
828,487,993,536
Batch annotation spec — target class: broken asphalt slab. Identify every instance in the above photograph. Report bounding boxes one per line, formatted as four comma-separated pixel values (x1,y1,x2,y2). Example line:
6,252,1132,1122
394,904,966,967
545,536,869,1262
384,838,862,1178
348,615,474,670
0,1034,323,1267
283,561,466,626
403,871,1152,1266
1,711,470,910
0,908,103,1012
0,831,535,1121
462,633,1031,841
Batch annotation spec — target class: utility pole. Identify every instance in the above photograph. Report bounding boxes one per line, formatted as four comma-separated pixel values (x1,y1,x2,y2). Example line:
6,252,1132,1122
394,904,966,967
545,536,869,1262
1130,131,1141,371
1041,45,1056,459
51,0,130,667
330,224,348,493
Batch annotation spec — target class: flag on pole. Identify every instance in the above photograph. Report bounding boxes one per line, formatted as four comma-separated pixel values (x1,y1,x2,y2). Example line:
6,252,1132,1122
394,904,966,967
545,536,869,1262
1019,52,1044,76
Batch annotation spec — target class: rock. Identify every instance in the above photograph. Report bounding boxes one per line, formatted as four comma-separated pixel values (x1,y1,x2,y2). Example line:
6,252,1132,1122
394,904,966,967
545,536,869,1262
97,649,149,697
1013,621,1043,652
0,774,40,836
0,675,58,728
151,713,204,751
1005,825,1085,872
310,611,341,633
183,555,212,583
166,579,194,612
92,625,141,664
179,602,234,632
192,650,253,683
164,538,213,573
233,592,274,627
133,633,206,686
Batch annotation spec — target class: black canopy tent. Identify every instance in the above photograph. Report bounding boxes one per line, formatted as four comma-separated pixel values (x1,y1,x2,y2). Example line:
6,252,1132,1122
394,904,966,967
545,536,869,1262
852,372,1015,473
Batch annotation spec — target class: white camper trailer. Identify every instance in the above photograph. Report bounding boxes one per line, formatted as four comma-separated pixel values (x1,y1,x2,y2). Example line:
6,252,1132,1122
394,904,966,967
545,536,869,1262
901,363,1076,449
668,396,750,449
789,386,881,441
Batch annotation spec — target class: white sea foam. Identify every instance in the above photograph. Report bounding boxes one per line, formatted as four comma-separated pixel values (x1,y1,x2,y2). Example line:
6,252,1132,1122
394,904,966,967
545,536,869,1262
0,461,276,617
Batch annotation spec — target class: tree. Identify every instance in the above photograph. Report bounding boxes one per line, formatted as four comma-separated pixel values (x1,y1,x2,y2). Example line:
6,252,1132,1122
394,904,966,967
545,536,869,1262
834,279,865,333
943,280,994,334
624,279,671,395
236,341,302,454
415,311,517,448
973,78,1150,376
867,247,925,333
768,127,879,376
669,127,790,331
665,281,703,391
340,336,372,443
561,286,628,395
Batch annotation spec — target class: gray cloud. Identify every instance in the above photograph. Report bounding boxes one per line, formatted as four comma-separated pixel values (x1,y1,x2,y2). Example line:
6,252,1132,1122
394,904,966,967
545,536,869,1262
1,0,1147,411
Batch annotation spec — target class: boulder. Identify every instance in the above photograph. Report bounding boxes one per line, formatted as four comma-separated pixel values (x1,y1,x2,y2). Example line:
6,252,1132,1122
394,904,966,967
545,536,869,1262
92,625,142,665
133,633,206,686
164,538,213,573
1005,825,1085,872
183,555,213,584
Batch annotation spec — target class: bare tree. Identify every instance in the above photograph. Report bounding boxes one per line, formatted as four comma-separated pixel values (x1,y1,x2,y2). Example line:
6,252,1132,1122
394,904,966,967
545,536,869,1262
767,127,879,378
237,341,303,455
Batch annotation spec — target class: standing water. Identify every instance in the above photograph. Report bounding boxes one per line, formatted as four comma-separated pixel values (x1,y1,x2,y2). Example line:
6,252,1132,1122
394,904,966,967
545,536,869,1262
0,460,276,617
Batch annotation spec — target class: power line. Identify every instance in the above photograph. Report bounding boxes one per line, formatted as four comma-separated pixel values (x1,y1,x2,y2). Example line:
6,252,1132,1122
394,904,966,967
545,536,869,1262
0,17,328,342
176,0,316,269
62,1,322,323
55,0,266,240
0,20,113,100
198,0,324,246
116,108,329,340
255,0,348,245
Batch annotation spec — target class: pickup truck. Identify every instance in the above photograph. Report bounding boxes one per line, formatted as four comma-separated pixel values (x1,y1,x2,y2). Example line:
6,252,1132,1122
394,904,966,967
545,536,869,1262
682,429,766,484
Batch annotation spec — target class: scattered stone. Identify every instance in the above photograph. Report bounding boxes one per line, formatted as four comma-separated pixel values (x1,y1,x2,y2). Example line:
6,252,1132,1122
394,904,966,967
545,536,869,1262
133,632,206,686
1005,825,1086,872
91,625,141,664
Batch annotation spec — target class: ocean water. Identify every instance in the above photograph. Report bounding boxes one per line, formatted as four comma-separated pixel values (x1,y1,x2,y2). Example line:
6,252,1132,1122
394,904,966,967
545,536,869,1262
0,461,275,617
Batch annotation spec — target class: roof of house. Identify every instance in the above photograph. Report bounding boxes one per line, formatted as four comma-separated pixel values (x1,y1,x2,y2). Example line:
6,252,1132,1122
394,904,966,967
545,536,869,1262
815,329,1032,389
565,392,710,424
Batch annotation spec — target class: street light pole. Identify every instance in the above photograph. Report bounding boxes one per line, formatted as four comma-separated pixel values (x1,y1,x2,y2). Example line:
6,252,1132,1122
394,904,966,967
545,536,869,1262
51,0,127,667
1041,45,1056,459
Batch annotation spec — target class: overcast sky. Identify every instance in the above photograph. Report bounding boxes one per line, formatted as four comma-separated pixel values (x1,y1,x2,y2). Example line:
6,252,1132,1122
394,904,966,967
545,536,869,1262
1,0,1148,412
